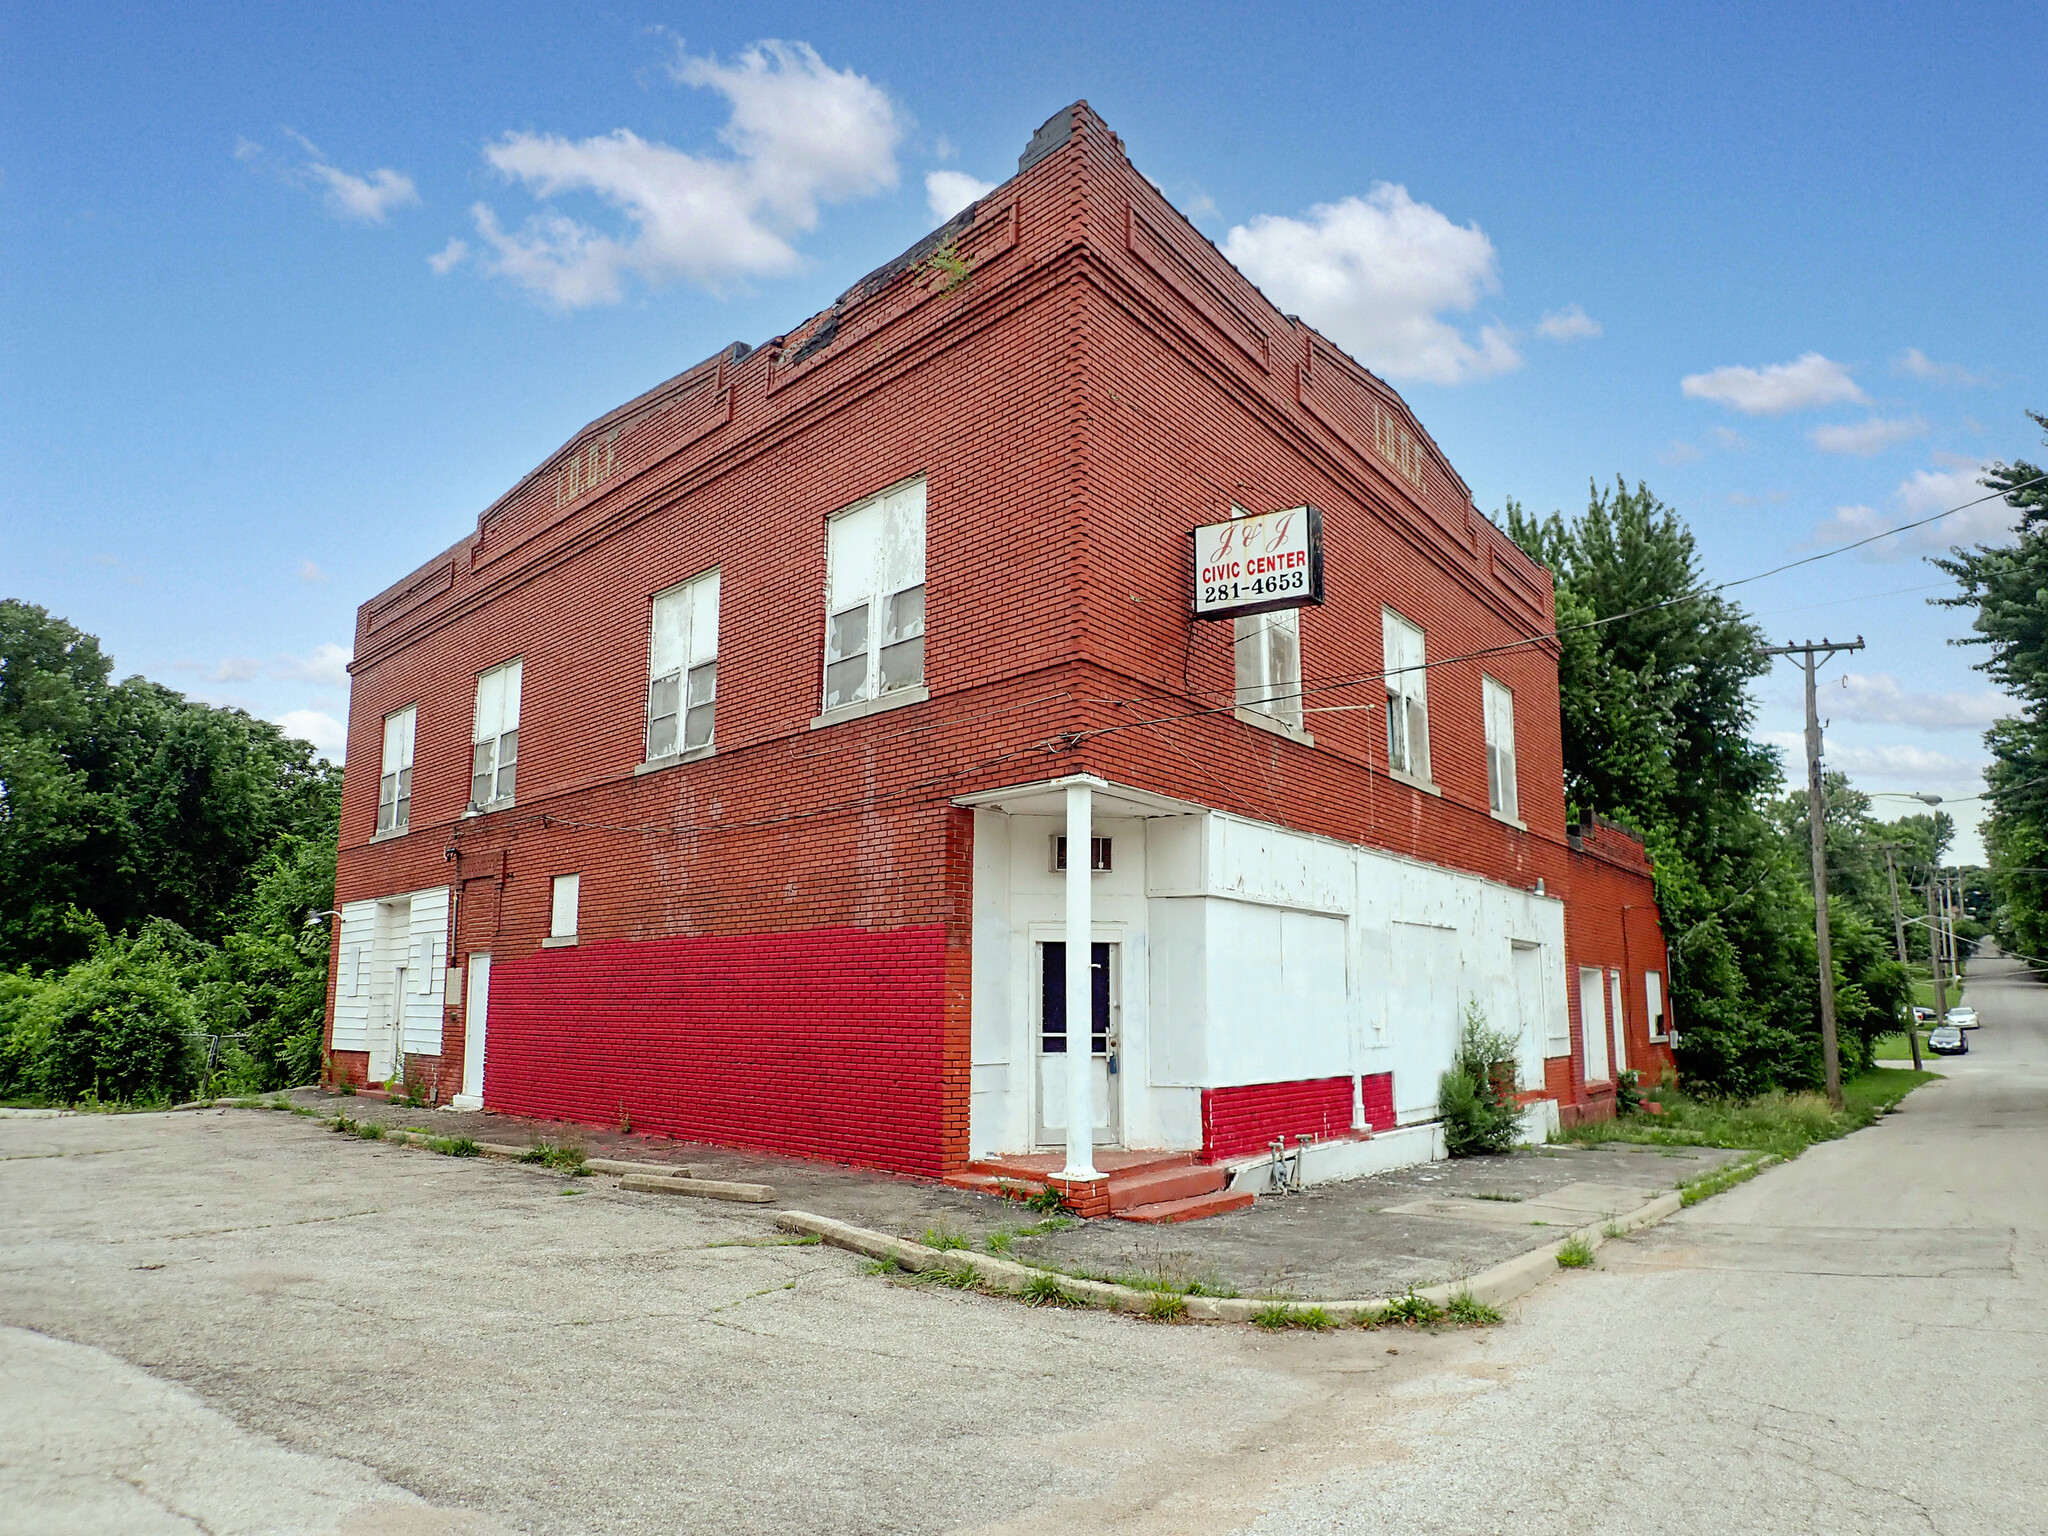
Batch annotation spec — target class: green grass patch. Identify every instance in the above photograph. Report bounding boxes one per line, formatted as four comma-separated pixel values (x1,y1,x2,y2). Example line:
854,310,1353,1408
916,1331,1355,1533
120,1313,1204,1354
1558,1068,1938,1161
1468,1190,1524,1202
1023,1185,1076,1216
1021,1273,1077,1307
984,1229,1014,1255
861,1257,903,1276
425,1135,479,1157
354,1119,385,1140
1679,1154,1773,1207
519,1141,589,1173
1555,1234,1595,1268
919,1222,970,1251
1374,1289,1445,1327
1869,1031,1928,1061
1445,1291,1503,1326
1013,1216,1076,1237
1145,1293,1189,1322
909,1263,982,1290
1253,1304,1337,1331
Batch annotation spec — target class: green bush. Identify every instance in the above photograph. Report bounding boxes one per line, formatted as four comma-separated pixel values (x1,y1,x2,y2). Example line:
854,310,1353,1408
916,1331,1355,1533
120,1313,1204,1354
6,939,200,1104
1439,1002,1523,1156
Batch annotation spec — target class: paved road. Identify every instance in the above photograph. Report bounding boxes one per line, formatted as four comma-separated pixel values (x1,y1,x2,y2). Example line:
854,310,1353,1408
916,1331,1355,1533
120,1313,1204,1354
3,957,2043,1534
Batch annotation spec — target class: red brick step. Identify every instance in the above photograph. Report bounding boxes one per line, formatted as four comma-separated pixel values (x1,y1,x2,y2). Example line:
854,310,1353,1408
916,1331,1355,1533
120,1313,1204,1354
1105,1163,1227,1212
1116,1188,1256,1224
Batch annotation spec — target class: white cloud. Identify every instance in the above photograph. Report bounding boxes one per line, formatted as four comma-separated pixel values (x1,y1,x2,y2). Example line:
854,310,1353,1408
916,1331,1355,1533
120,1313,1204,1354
1808,459,2006,559
271,643,353,690
1821,741,1985,791
298,559,329,583
1222,185,1520,385
1832,673,2007,732
470,40,902,308
275,709,347,761
1893,348,1984,387
1711,426,1749,450
1810,415,1926,457
427,238,469,275
925,169,994,222
306,162,420,224
212,656,264,683
933,134,956,162
1658,440,1702,466
1681,352,1866,415
1535,304,1600,341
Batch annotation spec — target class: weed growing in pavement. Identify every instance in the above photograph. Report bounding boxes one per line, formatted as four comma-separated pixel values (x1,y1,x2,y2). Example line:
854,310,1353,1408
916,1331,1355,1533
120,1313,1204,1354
327,1114,356,1134
1679,1155,1771,1206
920,1222,970,1251
355,1120,385,1140
1377,1289,1446,1327
1014,1216,1076,1236
1445,1292,1503,1325
1556,1234,1595,1268
1021,1273,1077,1307
520,1141,589,1173
1469,1191,1524,1202
1253,1304,1335,1331
1602,1221,1627,1239
1024,1184,1076,1216
704,1234,821,1249
426,1135,480,1157
909,1264,982,1290
1146,1293,1189,1322
862,1258,903,1276
984,1229,1014,1255
1560,1070,1938,1160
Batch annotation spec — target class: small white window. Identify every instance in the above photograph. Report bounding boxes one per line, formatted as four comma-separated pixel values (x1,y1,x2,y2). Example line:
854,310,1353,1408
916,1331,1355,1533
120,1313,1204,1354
647,569,719,761
823,476,926,712
550,874,580,940
470,658,522,810
1235,609,1302,730
1383,608,1430,782
1483,675,1518,821
1050,835,1112,872
1578,965,1609,1083
377,705,415,835
1645,970,1666,1041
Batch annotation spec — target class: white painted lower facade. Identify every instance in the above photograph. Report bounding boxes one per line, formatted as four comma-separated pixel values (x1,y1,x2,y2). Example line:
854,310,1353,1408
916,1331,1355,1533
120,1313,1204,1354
961,776,1571,1167
332,885,451,1083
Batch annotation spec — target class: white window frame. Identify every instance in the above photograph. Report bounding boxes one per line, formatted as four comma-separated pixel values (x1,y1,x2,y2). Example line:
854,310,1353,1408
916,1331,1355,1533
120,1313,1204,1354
469,658,522,812
1383,607,1431,784
1483,674,1519,822
1609,968,1629,1075
1645,969,1667,1042
1234,609,1303,732
548,873,580,944
645,569,719,764
376,705,415,837
1578,964,1609,1084
820,475,927,721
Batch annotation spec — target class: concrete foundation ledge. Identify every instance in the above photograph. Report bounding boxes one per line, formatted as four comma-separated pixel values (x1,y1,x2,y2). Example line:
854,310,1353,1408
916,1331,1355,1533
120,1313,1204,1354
776,1178,1702,1325
1222,1121,1447,1195
620,1173,776,1203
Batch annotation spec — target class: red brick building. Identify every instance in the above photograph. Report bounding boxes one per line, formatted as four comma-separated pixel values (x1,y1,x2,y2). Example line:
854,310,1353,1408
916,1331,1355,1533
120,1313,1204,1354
326,103,1672,1184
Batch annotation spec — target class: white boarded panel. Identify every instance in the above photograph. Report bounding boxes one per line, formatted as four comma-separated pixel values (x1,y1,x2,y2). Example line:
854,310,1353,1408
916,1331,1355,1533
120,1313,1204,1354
1207,900,1349,1086
1391,921,1461,1122
405,887,450,1055
331,900,378,1050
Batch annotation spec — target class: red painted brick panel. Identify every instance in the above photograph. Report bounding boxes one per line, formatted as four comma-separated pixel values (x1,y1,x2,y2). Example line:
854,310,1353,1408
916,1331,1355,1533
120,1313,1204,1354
483,925,947,1175
1359,1069,1395,1132
1201,1074,1359,1159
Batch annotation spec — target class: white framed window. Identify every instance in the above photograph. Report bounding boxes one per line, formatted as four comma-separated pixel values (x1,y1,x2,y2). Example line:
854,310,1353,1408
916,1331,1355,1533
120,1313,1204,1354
1645,970,1666,1041
376,705,415,835
1609,968,1629,1073
822,476,926,713
550,874,580,940
1578,965,1609,1083
470,658,522,811
646,569,719,761
1235,609,1302,730
1383,607,1430,782
1483,675,1518,820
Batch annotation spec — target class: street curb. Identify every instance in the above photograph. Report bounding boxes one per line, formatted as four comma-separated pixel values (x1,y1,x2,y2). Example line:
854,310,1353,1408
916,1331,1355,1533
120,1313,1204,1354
621,1173,777,1203
775,1183,1698,1325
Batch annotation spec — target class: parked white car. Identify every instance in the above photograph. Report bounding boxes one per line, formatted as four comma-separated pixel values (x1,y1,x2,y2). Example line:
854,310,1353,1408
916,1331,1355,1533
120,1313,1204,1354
1945,1006,1979,1030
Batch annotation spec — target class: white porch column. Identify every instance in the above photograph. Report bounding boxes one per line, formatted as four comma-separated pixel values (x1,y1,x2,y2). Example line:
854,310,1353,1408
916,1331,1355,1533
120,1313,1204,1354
1062,779,1098,1180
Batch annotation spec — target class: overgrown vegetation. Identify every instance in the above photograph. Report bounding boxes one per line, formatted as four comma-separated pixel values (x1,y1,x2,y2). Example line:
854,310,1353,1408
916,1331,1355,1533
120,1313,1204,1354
1506,485,1926,1094
1438,1002,1523,1156
0,602,341,1105
1560,1068,1936,1161
1555,1234,1595,1268
519,1140,590,1173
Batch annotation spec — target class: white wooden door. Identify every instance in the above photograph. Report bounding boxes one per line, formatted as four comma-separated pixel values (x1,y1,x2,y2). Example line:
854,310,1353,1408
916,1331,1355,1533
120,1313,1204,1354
461,953,492,1103
1035,942,1118,1147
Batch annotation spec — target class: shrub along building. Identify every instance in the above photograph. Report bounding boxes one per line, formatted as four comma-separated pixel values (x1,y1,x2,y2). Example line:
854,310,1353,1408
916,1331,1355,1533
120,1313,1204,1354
327,103,1673,1217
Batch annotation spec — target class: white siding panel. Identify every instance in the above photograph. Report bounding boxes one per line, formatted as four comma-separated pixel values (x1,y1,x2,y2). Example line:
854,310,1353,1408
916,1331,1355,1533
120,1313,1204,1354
405,887,450,1055
331,900,378,1050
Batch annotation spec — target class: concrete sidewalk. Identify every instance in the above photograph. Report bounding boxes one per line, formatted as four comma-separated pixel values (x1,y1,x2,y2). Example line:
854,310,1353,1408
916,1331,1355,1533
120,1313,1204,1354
268,1089,1742,1301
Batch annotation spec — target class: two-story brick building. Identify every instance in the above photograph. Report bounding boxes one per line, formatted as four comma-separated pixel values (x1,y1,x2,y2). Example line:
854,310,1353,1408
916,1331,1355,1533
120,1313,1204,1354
326,103,1673,1201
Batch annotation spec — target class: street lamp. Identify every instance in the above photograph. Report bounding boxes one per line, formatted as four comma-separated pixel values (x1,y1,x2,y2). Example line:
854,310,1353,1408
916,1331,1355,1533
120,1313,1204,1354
304,909,341,928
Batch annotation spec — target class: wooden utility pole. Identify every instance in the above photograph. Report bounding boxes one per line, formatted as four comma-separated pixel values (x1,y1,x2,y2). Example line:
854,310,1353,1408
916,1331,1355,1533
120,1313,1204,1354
1880,845,1923,1070
1927,869,1948,1032
1762,636,1864,1110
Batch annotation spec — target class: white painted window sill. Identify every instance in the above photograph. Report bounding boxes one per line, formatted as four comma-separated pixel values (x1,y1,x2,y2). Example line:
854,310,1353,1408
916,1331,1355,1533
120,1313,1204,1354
809,684,929,731
541,935,578,949
1234,706,1314,747
369,826,409,844
1388,767,1441,797
462,800,514,819
1490,809,1527,831
635,744,713,776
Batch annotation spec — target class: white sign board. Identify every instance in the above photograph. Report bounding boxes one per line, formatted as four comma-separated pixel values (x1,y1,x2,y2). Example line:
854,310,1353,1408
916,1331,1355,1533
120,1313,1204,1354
1191,505,1324,620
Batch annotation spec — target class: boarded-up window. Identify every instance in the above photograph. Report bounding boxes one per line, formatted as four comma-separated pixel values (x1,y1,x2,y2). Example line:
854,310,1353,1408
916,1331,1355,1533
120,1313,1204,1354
1646,970,1667,1041
646,568,719,761
1579,966,1609,1083
823,476,926,712
1483,676,1517,821
1235,608,1303,730
551,873,580,939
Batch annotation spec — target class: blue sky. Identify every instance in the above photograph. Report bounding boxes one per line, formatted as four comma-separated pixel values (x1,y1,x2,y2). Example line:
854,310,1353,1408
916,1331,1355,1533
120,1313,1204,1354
5,2,2043,859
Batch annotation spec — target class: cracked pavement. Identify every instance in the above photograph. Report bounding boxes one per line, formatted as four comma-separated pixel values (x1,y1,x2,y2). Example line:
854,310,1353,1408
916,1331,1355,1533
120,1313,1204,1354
3,952,2044,1534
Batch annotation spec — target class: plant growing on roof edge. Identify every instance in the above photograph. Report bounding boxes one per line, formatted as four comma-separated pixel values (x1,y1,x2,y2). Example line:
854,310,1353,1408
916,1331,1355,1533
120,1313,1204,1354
1438,1001,1523,1157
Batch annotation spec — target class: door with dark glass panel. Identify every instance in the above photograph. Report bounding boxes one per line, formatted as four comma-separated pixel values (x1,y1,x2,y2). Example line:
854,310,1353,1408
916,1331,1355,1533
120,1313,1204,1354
1034,941,1119,1147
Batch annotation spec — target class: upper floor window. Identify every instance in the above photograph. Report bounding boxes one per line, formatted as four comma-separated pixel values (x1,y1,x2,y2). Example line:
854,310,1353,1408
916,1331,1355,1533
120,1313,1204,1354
470,658,521,811
646,569,719,761
1483,675,1518,820
376,705,415,835
823,476,926,714
1383,608,1430,782
550,873,580,940
1235,610,1302,730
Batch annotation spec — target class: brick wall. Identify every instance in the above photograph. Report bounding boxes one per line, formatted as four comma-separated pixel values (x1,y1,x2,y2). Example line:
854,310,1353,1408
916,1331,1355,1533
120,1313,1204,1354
1199,1072,1393,1159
